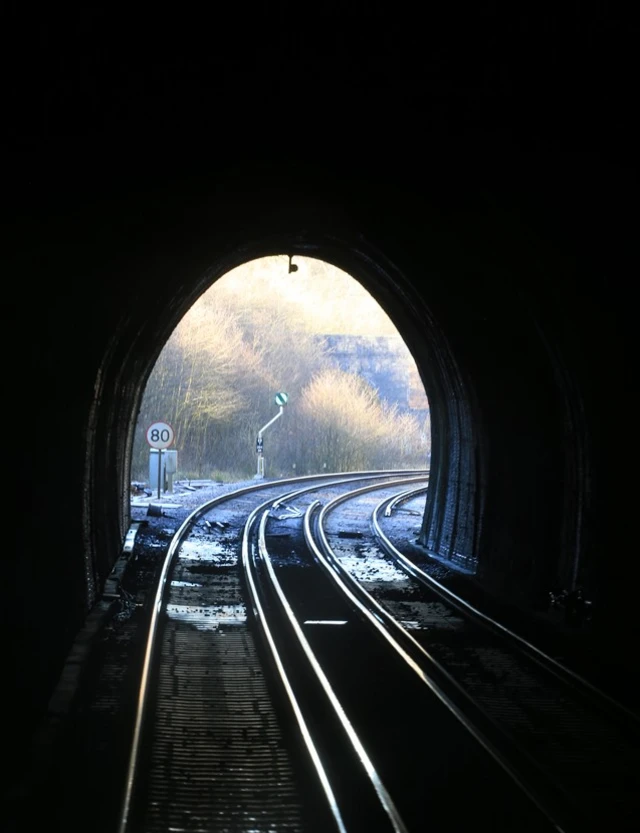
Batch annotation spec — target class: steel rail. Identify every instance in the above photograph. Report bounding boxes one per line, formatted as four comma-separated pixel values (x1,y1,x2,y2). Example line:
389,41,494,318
242,499,348,833
383,486,428,516
116,469,426,833
373,492,640,731
255,510,410,833
306,483,576,833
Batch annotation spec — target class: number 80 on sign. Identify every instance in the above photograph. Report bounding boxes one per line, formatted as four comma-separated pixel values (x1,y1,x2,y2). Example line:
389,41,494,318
146,421,175,449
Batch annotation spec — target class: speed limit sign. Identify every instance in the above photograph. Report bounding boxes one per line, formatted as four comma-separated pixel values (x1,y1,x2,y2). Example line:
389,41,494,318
146,421,175,449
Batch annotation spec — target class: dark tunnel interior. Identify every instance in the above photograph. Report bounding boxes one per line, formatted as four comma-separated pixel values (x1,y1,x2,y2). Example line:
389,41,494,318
5,2,639,805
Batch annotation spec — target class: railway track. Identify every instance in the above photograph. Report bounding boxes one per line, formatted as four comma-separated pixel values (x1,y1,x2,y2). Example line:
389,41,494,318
21,471,638,833
247,477,558,833
117,471,438,833
114,471,564,833
311,484,640,832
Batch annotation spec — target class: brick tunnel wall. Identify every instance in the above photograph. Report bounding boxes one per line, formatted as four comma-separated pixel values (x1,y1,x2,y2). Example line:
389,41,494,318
420,226,572,607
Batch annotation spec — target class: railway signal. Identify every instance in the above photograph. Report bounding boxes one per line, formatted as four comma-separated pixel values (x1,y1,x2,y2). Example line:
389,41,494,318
255,395,289,479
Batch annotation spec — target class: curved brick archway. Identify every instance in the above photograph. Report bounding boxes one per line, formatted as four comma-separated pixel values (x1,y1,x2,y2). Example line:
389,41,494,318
72,160,593,623
86,227,480,594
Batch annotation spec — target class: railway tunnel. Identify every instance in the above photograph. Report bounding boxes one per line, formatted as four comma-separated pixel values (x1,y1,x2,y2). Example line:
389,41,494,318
6,7,638,820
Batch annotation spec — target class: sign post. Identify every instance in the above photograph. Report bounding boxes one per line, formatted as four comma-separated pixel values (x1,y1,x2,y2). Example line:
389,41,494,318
256,435,264,478
255,393,288,479
146,421,175,498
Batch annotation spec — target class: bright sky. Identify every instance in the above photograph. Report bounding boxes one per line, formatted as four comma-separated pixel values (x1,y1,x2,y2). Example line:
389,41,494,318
212,255,400,336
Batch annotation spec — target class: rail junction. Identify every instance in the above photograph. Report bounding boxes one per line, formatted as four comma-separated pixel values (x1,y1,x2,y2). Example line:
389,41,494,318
14,471,640,833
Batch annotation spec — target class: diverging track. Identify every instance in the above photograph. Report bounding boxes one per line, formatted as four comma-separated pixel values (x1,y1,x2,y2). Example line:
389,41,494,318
312,485,640,833
116,471,638,833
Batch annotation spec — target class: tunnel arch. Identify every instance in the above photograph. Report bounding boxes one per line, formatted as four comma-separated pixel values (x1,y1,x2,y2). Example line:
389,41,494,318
77,160,590,634
85,225,481,603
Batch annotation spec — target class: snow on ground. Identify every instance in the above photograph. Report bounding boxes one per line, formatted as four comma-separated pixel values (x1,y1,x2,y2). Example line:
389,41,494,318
129,475,430,547
130,478,266,512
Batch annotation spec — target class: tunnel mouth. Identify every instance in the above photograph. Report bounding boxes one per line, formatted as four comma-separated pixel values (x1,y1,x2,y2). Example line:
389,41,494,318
86,222,482,607
130,253,433,489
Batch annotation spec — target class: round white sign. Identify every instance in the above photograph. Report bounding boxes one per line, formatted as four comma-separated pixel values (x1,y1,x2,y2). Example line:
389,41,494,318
146,421,175,449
